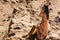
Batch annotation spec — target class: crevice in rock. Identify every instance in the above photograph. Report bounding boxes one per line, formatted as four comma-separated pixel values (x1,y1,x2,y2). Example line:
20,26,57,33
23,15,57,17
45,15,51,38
12,1,15,4
3,16,14,39
7,16,11,21
50,8,52,10
12,8,18,18
13,27,21,30
8,33,15,37
26,0,33,4
3,0,8,2
16,0,23,3
13,8,18,14
8,20,14,34
2,19,14,40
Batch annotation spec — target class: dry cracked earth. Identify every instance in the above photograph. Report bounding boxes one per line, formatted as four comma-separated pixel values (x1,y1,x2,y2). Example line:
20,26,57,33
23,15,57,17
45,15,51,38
0,0,60,40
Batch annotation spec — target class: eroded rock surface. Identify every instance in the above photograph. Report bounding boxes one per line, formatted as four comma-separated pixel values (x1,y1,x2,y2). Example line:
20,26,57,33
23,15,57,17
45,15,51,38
0,0,60,40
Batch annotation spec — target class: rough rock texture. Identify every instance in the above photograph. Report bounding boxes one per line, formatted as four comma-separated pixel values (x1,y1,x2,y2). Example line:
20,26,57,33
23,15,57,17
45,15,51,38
0,0,60,40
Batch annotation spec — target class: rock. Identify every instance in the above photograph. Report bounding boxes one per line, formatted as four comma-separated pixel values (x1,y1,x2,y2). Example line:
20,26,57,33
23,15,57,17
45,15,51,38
0,0,60,40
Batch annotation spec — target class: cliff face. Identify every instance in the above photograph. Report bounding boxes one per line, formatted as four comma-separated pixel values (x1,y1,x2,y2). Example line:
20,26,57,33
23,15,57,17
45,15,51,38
0,0,60,40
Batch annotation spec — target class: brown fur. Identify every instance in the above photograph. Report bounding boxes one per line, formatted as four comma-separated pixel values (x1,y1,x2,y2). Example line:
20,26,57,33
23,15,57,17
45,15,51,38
36,10,48,40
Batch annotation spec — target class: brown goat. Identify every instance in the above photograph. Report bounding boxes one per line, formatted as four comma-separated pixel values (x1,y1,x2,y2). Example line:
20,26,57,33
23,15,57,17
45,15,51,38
23,5,49,40
36,8,48,40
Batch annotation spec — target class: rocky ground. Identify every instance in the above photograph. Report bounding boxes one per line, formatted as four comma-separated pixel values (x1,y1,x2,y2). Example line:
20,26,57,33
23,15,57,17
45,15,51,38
0,0,60,40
